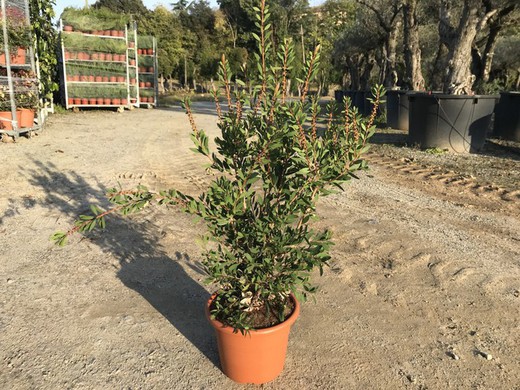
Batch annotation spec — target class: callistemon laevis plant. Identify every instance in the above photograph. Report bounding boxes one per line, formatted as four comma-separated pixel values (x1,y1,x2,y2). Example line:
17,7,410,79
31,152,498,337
53,0,384,332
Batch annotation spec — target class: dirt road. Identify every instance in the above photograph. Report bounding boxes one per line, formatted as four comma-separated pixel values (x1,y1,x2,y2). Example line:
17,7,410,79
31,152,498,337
1,105,519,389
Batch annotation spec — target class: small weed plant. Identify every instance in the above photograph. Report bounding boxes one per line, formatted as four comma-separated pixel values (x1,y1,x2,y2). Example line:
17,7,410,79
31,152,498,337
53,0,384,332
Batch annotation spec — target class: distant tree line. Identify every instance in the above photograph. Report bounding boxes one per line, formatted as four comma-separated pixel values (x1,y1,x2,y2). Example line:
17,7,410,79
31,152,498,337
91,0,519,94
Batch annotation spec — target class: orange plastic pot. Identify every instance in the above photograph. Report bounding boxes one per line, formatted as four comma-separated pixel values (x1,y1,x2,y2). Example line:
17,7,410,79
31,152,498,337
18,109,35,128
0,111,21,130
206,293,300,384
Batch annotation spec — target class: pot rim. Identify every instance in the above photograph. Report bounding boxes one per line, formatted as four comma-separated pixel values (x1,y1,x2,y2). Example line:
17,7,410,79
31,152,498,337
206,292,300,335
406,92,499,99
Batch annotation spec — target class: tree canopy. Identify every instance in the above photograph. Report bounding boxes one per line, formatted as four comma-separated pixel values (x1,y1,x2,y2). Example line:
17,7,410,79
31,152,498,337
75,0,520,94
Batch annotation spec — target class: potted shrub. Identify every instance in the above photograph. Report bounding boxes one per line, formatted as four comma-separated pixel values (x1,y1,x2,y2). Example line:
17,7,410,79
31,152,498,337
0,82,21,130
406,1,503,153
0,5,32,65
53,0,382,384
12,69,38,128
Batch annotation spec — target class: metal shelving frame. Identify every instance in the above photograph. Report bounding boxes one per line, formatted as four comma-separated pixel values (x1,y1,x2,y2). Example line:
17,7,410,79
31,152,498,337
137,36,158,108
60,19,135,110
0,0,42,138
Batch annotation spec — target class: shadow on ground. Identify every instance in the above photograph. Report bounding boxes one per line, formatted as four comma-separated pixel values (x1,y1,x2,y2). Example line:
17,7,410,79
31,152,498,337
14,159,219,367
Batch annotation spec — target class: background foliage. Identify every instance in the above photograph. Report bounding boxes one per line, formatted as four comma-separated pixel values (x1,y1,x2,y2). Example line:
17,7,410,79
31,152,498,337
59,0,519,94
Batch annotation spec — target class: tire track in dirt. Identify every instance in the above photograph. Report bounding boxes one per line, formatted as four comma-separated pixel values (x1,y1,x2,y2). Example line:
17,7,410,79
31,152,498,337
366,152,520,211
320,171,520,309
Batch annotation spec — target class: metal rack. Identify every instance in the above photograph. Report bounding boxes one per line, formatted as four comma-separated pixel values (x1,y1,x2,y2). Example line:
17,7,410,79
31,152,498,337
60,19,139,110
0,0,42,138
59,11,159,111
137,36,158,108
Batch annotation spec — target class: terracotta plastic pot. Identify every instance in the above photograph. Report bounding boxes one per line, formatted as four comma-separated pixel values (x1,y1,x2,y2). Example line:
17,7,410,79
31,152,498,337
105,53,113,61
117,76,125,83
95,76,103,83
4,48,27,65
68,98,73,106
102,76,109,82
81,98,88,105
129,42,135,48
145,81,152,88
112,98,121,105
206,294,300,384
129,59,136,66
103,98,111,105
88,75,95,82
139,82,145,88
80,75,88,82
18,109,35,128
137,49,143,55
0,111,22,130
121,99,128,105
147,49,153,55
72,75,80,82
73,98,81,105
97,98,104,105
63,25,73,32
98,53,106,61
109,76,117,83
148,67,154,73
91,53,99,61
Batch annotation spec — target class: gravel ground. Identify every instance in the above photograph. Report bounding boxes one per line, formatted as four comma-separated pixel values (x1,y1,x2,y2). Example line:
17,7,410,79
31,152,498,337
0,104,519,389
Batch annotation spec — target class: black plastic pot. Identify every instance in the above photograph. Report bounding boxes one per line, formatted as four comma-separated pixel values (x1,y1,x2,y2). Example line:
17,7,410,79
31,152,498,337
408,93,498,153
334,90,344,104
353,91,366,115
386,90,409,130
493,92,520,142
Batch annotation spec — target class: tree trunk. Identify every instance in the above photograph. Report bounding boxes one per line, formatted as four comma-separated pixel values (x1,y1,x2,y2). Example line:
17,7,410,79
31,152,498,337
360,52,376,90
475,3,517,83
346,55,361,90
158,75,165,94
442,0,481,94
402,0,425,91
384,19,402,88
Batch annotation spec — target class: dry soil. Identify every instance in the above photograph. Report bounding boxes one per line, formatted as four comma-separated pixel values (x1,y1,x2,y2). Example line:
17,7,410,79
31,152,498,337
1,103,519,389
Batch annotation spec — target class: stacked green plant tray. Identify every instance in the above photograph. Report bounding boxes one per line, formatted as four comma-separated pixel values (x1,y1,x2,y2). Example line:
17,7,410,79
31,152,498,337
136,35,157,105
61,7,133,108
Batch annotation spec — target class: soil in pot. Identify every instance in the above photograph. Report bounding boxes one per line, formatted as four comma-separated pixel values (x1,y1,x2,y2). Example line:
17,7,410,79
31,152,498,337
206,294,300,384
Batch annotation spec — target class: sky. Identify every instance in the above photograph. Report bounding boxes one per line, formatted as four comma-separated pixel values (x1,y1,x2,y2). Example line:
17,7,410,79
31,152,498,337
55,0,323,19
